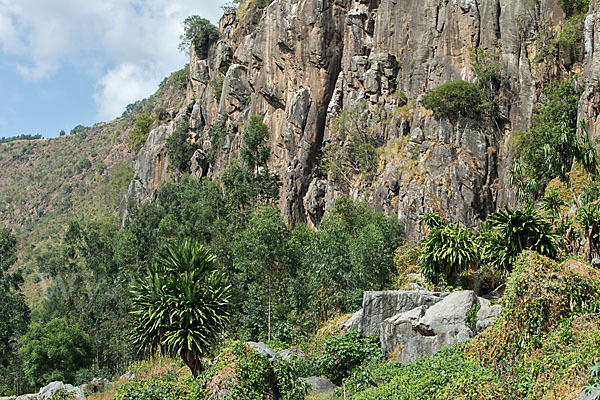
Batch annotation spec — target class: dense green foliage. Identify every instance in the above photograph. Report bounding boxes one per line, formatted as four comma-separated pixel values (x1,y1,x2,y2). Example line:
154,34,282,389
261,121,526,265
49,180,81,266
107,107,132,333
0,228,30,395
166,123,199,174
419,220,478,284
0,134,42,144
558,0,589,17
421,80,483,121
128,113,155,152
318,329,382,384
131,240,231,377
346,347,500,399
511,79,597,202
178,16,219,58
19,318,93,388
418,207,558,286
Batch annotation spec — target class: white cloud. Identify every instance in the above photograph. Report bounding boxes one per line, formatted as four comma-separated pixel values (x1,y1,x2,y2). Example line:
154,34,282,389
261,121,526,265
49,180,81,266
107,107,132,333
94,63,160,120
0,0,228,117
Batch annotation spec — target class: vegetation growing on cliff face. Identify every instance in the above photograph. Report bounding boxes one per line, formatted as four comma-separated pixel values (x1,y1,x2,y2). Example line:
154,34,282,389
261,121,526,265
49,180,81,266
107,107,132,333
421,80,483,121
178,16,219,59
510,79,597,203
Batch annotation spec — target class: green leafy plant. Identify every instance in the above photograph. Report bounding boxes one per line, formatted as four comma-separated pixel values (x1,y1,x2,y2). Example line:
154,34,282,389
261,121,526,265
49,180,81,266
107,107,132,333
130,239,231,377
165,123,199,174
18,318,93,387
421,80,483,121
317,329,383,385
482,207,557,272
128,113,155,152
558,0,589,17
419,219,478,285
321,102,380,183
178,16,219,58
510,80,596,203
583,361,600,395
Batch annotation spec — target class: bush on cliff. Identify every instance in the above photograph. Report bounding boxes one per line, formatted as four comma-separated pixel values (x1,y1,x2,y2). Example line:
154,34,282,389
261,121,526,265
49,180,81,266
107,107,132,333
421,80,483,121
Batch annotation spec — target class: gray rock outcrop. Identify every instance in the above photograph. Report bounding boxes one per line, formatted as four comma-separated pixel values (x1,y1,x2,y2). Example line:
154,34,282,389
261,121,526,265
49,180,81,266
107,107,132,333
299,376,335,394
345,289,502,363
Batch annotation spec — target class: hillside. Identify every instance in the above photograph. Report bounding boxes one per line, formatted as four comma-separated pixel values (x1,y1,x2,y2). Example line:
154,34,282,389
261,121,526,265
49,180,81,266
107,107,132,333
0,68,186,303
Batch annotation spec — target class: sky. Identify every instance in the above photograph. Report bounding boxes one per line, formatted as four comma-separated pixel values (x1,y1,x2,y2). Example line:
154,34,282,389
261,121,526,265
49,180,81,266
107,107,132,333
0,0,228,138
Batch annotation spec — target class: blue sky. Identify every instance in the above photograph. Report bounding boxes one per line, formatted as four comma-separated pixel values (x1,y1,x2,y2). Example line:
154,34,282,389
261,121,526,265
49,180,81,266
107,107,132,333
0,0,228,138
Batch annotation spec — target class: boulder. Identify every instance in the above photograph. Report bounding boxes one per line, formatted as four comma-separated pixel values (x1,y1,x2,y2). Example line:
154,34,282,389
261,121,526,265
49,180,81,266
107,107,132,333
358,290,446,336
350,289,502,363
276,346,304,360
247,342,277,359
476,297,502,333
300,376,335,394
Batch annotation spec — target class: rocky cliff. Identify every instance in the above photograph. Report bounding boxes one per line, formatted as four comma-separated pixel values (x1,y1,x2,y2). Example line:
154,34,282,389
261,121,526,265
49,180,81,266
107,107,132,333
127,0,594,242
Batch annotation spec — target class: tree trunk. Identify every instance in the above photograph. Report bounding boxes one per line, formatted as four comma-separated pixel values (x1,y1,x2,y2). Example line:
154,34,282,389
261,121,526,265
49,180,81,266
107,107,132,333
181,349,203,378
268,273,272,343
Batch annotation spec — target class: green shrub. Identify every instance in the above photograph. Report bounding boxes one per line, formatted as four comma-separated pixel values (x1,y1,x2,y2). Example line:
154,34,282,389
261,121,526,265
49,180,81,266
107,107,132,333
558,14,586,64
78,158,91,170
421,80,483,121
272,357,310,400
19,318,93,387
419,220,478,285
165,123,198,174
178,16,219,58
127,113,155,152
115,379,188,400
317,329,383,385
197,341,276,400
347,347,501,400
558,0,589,17
213,75,225,102
584,361,600,395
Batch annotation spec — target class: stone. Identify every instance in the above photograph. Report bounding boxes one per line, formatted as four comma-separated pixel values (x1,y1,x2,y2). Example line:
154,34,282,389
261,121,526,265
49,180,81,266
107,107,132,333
276,346,305,360
300,376,335,394
358,290,445,336
341,309,363,332
38,381,85,400
578,386,600,400
247,341,277,359
476,297,502,333
417,291,477,336
120,371,136,380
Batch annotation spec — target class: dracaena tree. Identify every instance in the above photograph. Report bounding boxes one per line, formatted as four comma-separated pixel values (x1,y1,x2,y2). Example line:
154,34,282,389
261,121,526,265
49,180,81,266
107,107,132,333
130,239,231,377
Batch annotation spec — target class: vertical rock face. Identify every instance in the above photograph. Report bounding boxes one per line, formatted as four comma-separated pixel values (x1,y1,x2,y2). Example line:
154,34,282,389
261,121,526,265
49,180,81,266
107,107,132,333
127,0,597,242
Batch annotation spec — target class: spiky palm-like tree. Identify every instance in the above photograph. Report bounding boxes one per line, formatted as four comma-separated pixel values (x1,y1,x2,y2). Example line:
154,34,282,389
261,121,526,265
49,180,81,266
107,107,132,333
130,239,231,377
419,222,478,284
486,207,557,271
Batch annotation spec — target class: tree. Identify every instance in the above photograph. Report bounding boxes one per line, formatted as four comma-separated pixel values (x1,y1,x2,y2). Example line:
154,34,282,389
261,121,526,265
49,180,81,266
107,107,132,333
241,115,271,174
483,207,558,271
510,79,596,203
178,16,219,59
165,123,198,174
19,318,93,387
130,239,231,377
128,113,155,152
234,206,289,342
419,222,478,284
0,228,30,395
421,80,483,121
576,202,600,261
